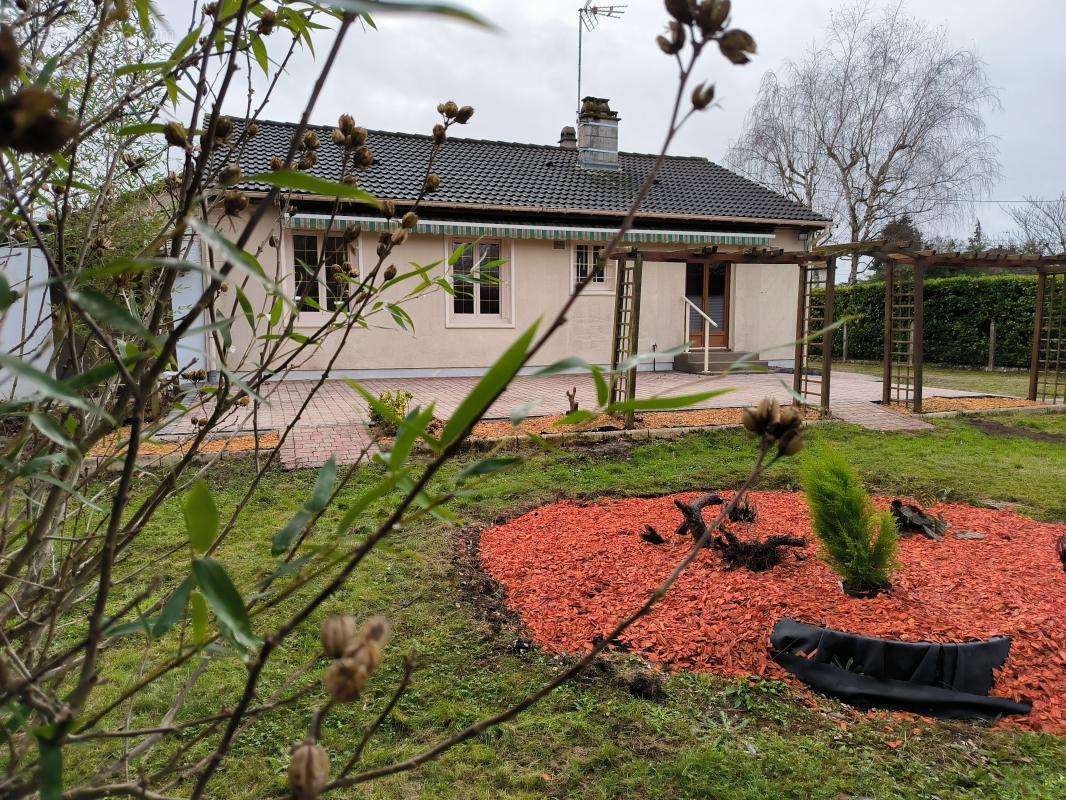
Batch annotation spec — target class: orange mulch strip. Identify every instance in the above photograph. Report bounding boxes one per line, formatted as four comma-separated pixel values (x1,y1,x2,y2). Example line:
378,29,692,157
889,397,1046,414
469,406,822,440
90,428,279,459
481,491,1066,732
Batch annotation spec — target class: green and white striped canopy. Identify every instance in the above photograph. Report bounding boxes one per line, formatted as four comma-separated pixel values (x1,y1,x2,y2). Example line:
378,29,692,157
287,214,773,247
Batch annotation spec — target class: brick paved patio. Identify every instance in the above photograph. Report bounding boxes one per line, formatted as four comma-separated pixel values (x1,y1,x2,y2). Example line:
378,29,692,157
160,370,975,468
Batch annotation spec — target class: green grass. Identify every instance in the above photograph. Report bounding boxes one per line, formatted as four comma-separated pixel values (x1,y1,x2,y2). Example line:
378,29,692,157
69,413,1066,799
827,360,1034,397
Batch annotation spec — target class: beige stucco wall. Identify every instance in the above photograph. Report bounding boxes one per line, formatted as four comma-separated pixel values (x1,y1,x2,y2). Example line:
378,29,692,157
211,207,806,376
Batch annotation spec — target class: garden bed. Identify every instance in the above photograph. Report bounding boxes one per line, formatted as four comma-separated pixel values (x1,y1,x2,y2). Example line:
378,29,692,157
468,406,822,440
888,396,1046,414
89,429,279,459
480,491,1065,732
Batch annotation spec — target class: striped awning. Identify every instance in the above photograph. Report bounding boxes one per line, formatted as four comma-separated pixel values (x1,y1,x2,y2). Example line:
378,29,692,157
287,214,773,247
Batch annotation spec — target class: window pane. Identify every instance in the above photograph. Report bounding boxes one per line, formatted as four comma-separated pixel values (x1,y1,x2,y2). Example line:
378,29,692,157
293,234,319,311
323,236,349,311
575,244,607,287
478,243,501,315
452,243,474,314
590,245,606,283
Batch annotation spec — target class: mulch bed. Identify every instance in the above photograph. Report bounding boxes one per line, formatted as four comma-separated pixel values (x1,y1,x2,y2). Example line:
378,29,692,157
889,397,1046,414
469,406,822,440
480,491,1066,733
89,429,279,459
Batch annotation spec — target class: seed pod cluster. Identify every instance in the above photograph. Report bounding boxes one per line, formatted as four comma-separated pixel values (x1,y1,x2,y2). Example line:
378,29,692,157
257,10,277,36
423,173,440,194
0,88,77,155
740,398,804,457
219,163,243,186
319,615,391,703
717,28,756,64
222,190,248,216
401,211,418,230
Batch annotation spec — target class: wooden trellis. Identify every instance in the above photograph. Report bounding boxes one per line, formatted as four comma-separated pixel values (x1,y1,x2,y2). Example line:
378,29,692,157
792,257,836,413
880,259,926,412
1029,267,1066,404
608,251,644,426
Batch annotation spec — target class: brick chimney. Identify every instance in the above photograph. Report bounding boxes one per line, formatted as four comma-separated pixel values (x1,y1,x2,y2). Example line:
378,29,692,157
576,96,619,170
559,125,577,149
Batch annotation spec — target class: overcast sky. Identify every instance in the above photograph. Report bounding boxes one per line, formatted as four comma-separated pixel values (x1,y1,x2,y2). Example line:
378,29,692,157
159,0,1066,238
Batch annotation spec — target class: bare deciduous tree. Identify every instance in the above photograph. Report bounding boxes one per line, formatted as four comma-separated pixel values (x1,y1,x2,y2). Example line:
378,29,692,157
728,0,1001,282
1005,194,1066,255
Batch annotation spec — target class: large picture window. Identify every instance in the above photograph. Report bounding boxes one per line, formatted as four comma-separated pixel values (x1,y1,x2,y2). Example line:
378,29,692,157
292,232,354,313
448,240,511,325
572,243,613,293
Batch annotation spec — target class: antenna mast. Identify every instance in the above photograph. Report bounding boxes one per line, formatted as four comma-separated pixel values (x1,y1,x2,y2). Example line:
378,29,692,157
577,2,626,113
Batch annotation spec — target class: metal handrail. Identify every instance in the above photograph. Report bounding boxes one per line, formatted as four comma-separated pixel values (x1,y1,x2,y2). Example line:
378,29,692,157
682,296,719,374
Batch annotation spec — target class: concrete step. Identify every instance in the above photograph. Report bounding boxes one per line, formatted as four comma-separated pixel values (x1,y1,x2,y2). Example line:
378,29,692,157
672,350,770,375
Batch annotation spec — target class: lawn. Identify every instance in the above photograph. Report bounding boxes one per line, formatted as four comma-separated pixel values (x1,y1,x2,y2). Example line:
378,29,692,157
72,413,1066,799
828,360,1034,397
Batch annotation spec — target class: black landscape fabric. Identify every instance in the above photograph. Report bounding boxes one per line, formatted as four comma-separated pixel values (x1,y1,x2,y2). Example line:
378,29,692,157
769,619,1031,720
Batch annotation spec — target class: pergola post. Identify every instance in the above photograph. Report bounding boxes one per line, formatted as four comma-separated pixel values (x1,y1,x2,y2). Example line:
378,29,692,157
793,263,807,397
820,257,837,413
912,259,926,413
881,260,893,405
1029,270,1046,401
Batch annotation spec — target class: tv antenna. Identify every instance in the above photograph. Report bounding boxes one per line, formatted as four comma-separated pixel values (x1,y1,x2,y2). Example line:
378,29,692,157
577,2,626,113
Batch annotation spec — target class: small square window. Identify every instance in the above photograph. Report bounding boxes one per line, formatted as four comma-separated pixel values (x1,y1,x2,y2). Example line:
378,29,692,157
573,244,613,293
448,240,511,325
291,231,357,315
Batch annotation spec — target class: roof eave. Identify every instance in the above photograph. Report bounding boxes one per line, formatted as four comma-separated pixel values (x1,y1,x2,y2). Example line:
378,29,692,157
241,190,829,229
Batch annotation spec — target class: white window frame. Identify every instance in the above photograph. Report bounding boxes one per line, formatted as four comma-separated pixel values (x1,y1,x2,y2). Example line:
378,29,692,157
444,237,516,329
287,229,362,326
571,242,614,294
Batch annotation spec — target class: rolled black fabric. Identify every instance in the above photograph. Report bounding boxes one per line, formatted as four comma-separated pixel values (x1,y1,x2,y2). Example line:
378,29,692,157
769,619,1031,720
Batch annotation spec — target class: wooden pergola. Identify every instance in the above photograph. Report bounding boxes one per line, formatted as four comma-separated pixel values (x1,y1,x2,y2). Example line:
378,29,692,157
606,243,1066,421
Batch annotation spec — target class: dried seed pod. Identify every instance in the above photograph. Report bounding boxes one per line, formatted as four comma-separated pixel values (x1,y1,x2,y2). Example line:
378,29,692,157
0,88,77,155
424,173,440,193
343,223,361,243
163,121,189,149
164,171,181,191
246,121,261,137
222,190,248,216
454,105,474,124
390,229,407,246
354,615,392,650
741,397,778,436
718,28,756,64
691,82,715,110
215,116,233,142
665,0,695,24
658,20,686,55
323,645,379,702
696,0,730,36
338,113,356,136
268,156,286,171
219,283,230,293
352,145,373,169
297,153,317,170
401,211,418,229
331,128,346,147
350,127,367,147
777,428,804,458
381,199,396,218
302,130,320,150
320,614,357,658
257,10,277,36
288,740,329,800
383,265,397,281
432,123,446,145
219,163,243,186
441,100,459,118
340,174,358,186
376,242,388,258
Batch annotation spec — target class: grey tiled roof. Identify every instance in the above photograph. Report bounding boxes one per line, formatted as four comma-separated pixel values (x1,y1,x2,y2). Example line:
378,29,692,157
233,119,827,225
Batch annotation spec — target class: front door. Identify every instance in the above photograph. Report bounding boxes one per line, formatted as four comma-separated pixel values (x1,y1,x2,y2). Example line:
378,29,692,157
686,262,729,348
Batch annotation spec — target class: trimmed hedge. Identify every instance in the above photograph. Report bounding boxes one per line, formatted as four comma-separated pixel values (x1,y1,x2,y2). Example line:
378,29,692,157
822,275,1037,368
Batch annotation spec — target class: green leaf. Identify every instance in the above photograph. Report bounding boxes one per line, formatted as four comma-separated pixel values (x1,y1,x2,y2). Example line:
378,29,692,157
235,287,255,329
69,289,153,339
190,590,208,644
605,389,733,414
440,321,539,448
0,353,93,411
35,731,62,800
152,577,193,638
242,170,381,208
557,409,596,426
28,413,75,450
456,455,520,482
114,60,170,77
169,25,203,65
186,218,272,287
183,480,219,555
335,478,393,535
0,272,14,312
317,0,495,29
387,405,434,469
192,558,259,651
250,33,270,74
271,457,336,555
508,400,540,426
117,122,167,136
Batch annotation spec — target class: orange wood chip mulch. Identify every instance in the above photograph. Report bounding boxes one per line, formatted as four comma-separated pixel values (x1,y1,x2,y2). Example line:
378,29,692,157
480,491,1066,732
889,397,1046,414
90,429,279,459
469,406,822,440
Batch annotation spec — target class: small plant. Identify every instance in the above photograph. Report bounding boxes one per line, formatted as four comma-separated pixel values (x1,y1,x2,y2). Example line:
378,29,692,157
369,389,413,435
801,448,899,597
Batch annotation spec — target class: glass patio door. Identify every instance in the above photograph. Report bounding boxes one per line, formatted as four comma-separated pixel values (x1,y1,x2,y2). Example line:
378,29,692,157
686,262,729,348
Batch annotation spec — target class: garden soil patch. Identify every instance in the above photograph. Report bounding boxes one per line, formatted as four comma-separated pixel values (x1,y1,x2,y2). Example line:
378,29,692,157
964,417,1066,443
89,429,279,459
888,396,1045,414
480,491,1066,733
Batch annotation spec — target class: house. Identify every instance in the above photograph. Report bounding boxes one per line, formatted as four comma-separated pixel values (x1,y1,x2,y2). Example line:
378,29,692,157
207,98,827,379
